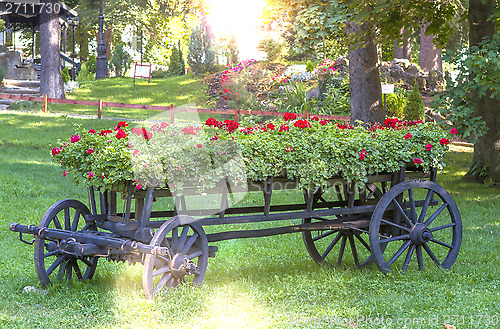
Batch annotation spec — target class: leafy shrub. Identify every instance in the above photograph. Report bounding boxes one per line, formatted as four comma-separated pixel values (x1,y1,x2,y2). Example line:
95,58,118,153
62,67,71,83
257,38,283,62
76,63,94,82
404,80,425,121
306,61,315,72
151,68,169,79
187,21,216,75
276,83,315,114
168,43,185,76
385,88,408,119
110,44,132,77
86,55,96,74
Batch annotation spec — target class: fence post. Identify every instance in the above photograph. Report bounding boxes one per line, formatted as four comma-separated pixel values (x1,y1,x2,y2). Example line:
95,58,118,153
235,108,239,123
42,95,47,113
97,100,103,119
305,108,309,121
170,104,175,124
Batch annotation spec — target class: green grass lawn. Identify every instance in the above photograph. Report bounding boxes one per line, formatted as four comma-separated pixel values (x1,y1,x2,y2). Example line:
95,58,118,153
0,111,499,328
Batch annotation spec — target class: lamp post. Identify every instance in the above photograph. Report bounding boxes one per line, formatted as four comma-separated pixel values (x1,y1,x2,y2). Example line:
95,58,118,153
95,0,108,79
68,16,79,81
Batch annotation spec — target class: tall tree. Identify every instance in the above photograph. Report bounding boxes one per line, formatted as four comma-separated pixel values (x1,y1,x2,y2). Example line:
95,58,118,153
393,28,412,60
39,0,65,98
419,22,442,71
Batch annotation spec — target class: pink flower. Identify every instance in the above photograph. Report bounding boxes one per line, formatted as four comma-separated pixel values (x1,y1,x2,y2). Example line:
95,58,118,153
87,148,94,154
425,143,433,151
71,134,81,143
63,171,67,177
450,128,458,135
88,129,96,134
413,158,423,165
133,149,140,156
101,174,105,178
196,144,203,148
51,147,60,156
210,135,219,141
285,146,294,152
440,138,450,146
404,133,412,139
88,172,95,178
359,149,368,160
135,184,142,190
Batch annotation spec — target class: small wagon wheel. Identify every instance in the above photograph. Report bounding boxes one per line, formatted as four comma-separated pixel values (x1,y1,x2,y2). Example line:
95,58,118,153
34,199,98,287
369,180,462,273
143,215,208,299
302,182,383,268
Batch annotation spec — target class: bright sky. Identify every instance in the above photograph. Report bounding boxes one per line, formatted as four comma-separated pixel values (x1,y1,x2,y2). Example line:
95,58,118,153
204,0,267,60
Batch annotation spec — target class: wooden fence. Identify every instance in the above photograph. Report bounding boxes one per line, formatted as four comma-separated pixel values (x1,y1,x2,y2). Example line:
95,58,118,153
0,93,350,123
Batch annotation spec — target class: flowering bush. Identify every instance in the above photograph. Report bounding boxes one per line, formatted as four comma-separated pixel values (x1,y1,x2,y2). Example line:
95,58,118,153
52,116,452,193
314,59,338,79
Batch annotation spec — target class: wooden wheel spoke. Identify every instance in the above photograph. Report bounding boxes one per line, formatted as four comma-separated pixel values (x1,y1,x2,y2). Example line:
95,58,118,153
320,232,342,259
380,218,411,232
354,233,371,252
379,234,410,245
73,261,83,280
44,250,61,258
312,229,336,242
424,203,449,227
416,245,424,270
171,227,179,252
154,273,172,294
348,235,359,266
430,238,454,249
422,243,441,266
46,255,65,276
336,235,347,265
153,266,171,277
387,240,411,266
57,260,67,280
80,257,93,267
52,216,62,229
187,250,203,260
391,199,413,227
64,208,71,230
430,223,456,232
177,226,189,251
71,211,81,231
418,190,434,223
181,233,199,255
408,189,417,223
402,244,416,272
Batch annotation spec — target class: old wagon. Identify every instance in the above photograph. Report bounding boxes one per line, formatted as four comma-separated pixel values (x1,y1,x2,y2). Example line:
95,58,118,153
10,117,462,298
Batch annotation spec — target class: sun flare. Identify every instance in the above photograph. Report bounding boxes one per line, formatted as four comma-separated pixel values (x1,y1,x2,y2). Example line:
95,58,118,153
204,0,267,60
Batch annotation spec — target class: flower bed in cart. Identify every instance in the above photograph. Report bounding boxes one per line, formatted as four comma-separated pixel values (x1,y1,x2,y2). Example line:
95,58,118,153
52,114,455,195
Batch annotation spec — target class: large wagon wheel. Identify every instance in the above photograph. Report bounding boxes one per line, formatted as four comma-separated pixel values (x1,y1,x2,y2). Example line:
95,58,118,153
369,180,462,273
34,199,98,287
302,182,383,268
143,215,208,299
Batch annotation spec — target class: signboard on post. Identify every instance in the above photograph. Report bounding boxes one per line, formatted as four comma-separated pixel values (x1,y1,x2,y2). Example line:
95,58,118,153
381,84,395,94
133,62,152,83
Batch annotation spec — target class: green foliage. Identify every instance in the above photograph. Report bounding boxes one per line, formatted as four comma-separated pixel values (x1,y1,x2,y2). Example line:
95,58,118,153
86,55,96,74
167,43,185,76
276,83,315,114
257,38,283,62
385,88,408,119
0,66,5,84
306,61,315,72
62,67,71,83
404,80,425,121
151,68,170,79
187,19,216,75
435,30,500,141
316,78,351,116
110,44,132,77
76,63,94,82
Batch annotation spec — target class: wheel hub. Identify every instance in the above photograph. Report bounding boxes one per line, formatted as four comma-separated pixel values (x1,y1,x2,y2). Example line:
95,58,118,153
170,253,198,279
410,223,433,245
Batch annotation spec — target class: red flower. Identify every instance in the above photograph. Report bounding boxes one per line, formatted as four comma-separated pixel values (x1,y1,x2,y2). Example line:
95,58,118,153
70,134,81,143
210,135,219,141
413,158,423,165
319,120,328,126
51,147,60,156
440,138,450,146
115,121,128,130
279,124,289,132
283,112,297,121
181,126,197,135
99,130,112,136
88,129,96,134
87,148,94,154
285,146,294,152
266,123,275,131
223,120,239,133
161,122,169,128
116,129,127,139
425,143,433,151
131,127,152,140
337,123,348,130
293,119,311,129
222,88,231,100
450,128,458,135
205,118,219,127
196,143,203,148
311,116,320,121
359,149,368,160
384,118,399,129
404,133,412,139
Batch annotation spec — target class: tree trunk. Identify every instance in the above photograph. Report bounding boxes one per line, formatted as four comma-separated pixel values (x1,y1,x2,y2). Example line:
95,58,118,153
39,0,65,99
419,22,442,72
467,0,499,183
346,21,384,125
394,28,412,60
